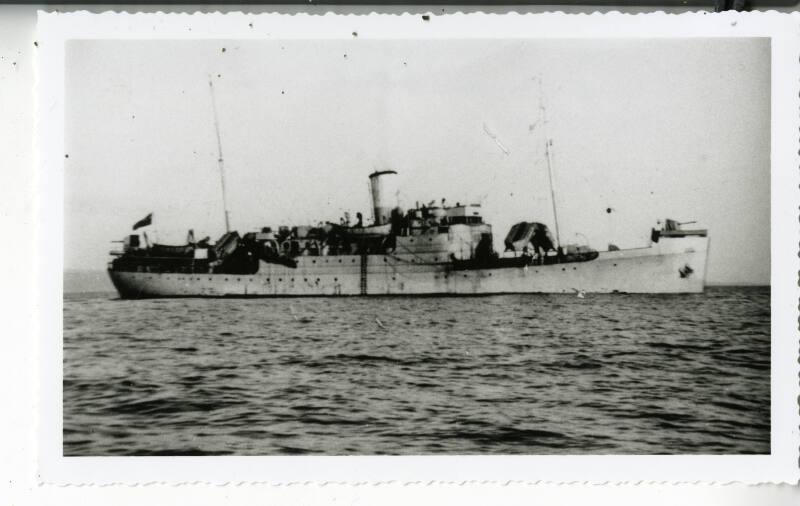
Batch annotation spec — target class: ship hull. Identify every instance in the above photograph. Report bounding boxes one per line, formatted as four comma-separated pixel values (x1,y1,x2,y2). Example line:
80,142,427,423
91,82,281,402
108,236,708,298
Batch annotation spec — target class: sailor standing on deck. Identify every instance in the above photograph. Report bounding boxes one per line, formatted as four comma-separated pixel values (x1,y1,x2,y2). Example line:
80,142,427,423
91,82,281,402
522,245,533,264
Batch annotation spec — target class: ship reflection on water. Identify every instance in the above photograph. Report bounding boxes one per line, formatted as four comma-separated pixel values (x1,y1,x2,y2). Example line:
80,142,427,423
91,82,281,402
63,286,770,456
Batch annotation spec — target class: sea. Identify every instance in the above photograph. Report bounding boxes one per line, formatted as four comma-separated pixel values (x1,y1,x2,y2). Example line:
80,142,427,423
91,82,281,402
63,282,771,456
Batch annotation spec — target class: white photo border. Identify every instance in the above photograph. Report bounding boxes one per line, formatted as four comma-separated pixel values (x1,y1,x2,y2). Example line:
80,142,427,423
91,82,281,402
37,10,800,485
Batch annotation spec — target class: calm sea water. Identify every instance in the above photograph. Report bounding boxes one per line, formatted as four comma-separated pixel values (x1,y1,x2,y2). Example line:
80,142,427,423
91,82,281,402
63,287,770,456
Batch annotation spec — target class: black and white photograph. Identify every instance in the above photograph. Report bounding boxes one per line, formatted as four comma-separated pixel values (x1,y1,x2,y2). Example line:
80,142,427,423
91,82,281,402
35,11,798,485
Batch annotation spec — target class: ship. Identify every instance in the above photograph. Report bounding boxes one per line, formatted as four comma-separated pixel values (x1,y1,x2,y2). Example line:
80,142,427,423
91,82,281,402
108,169,709,298
107,78,709,298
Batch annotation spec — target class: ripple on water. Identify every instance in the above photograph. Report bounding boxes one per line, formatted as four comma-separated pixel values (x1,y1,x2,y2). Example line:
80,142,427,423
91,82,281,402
62,286,771,456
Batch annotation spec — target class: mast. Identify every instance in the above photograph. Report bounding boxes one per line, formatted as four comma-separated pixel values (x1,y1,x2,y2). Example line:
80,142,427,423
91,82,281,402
538,77,561,249
208,75,231,233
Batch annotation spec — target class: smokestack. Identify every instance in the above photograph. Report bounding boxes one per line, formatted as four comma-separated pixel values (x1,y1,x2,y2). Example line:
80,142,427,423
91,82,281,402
368,170,399,226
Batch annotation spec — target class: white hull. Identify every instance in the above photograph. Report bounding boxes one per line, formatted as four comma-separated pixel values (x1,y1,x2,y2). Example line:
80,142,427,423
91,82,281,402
108,236,708,298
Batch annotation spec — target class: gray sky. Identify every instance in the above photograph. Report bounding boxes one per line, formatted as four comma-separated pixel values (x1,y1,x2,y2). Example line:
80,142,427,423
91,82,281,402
65,38,770,284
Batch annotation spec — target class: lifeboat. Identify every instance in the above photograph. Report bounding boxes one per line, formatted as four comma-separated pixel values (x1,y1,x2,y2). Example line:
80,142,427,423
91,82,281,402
342,223,392,238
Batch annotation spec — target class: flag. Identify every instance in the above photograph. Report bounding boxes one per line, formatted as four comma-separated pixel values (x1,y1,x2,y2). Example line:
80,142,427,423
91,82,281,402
132,213,153,230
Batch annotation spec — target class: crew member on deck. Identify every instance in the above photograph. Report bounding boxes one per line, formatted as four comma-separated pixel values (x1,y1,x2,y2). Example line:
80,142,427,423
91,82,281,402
522,245,532,264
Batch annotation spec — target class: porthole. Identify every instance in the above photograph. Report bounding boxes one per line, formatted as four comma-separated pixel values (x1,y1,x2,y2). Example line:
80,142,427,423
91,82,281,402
463,274,467,278
352,259,356,263
434,257,438,261
392,276,396,281
279,278,282,282
383,258,387,262
237,278,241,281
291,278,295,282
334,277,338,282
312,260,316,264
303,278,307,282
225,278,229,281
489,273,492,276
208,277,212,281
315,278,320,282
338,259,342,263
613,263,617,267
561,268,565,271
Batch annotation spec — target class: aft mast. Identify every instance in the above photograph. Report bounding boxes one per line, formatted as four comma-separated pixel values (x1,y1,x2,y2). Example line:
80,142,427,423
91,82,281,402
538,77,561,250
208,75,231,233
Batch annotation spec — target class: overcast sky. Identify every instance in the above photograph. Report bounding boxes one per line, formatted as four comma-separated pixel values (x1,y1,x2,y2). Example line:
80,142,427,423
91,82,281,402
64,37,770,284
